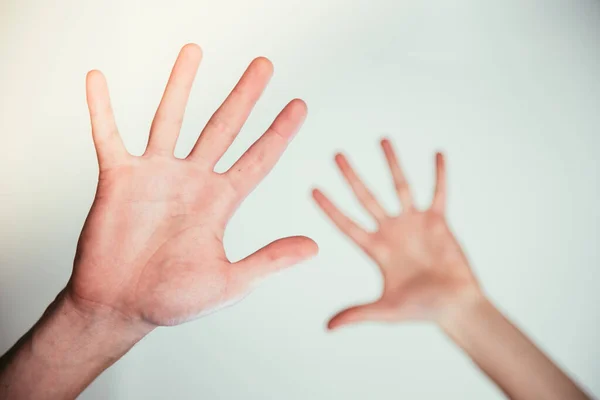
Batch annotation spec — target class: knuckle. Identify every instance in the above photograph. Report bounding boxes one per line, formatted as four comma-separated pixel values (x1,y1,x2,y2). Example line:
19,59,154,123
395,181,408,191
207,114,233,136
268,125,287,141
426,213,446,231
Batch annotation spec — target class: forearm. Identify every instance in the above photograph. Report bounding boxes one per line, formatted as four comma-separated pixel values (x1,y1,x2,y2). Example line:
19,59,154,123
439,293,590,400
0,289,153,400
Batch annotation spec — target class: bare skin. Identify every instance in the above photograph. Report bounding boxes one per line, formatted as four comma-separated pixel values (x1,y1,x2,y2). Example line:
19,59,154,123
0,43,592,400
313,139,591,400
0,43,317,399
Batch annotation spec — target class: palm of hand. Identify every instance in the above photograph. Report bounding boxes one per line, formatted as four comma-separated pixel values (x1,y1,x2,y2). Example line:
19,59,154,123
372,211,476,321
69,44,317,327
313,141,479,329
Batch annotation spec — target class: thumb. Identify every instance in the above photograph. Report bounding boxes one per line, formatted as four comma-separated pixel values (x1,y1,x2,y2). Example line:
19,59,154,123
327,301,392,330
231,236,318,289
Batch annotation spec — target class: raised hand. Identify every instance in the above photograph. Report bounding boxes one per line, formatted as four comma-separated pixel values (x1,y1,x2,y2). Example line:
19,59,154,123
313,139,480,329
70,43,318,328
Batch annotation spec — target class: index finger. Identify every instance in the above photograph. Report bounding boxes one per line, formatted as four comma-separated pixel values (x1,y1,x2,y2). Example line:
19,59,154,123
225,98,306,196
312,188,371,251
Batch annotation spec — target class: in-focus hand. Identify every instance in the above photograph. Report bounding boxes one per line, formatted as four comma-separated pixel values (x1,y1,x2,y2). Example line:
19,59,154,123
68,44,318,330
313,139,480,329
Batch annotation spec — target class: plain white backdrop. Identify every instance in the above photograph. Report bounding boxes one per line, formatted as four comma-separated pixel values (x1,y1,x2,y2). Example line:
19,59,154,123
1,0,599,398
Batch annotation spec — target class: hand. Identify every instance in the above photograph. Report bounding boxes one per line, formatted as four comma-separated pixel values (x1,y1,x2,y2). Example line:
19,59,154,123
313,139,480,329
68,43,318,329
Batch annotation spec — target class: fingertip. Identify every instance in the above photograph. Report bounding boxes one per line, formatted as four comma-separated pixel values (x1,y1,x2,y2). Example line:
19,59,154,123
298,235,319,257
253,56,274,75
86,69,105,86
289,98,308,115
86,69,101,79
436,152,446,170
328,315,351,331
327,320,337,331
274,235,317,259
85,70,111,111
327,317,341,331
327,308,350,330
181,43,203,59
291,97,306,107
311,188,326,202
334,152,345,165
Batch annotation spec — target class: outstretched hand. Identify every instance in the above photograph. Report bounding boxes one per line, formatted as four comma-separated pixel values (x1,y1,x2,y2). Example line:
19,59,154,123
69,43,318,329
313,139,480,329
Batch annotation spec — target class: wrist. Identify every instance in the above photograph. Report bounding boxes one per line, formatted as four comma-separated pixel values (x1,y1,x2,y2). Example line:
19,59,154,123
62,286,155,339
435,287,491,336
32,289,153,370
0,289,154,399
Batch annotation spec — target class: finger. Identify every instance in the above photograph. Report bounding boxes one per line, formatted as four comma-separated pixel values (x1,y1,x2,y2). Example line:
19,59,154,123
335,153,387,222
381,138,414,211
188,57,274,167
231,236,318,288
85,70,129,170
312,189,371,251
430,152,446,214
327,301,392,330
145,43,203,156
226,98,306,195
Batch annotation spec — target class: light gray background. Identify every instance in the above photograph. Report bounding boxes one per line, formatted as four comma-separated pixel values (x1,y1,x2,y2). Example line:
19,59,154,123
1,0,599,399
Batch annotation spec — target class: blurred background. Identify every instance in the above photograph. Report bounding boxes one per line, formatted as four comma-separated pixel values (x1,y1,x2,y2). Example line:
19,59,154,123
1,0,599,398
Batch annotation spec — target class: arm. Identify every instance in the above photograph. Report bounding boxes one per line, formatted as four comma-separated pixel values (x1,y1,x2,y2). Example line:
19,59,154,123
0,291,151,399
440,294,588,399
0,43,317,399
312,139,590,400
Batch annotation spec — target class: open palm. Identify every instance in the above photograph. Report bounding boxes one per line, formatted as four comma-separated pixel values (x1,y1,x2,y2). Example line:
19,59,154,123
68,44,317,328
313,140,480,329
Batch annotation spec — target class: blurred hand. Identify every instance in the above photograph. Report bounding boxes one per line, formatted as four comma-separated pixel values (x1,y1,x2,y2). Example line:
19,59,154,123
313,139,480,329
68,43,317,329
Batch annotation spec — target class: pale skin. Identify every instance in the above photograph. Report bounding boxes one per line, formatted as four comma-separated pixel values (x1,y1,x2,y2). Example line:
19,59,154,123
312,140,591,399
0,43,317,399
0,44,592,400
